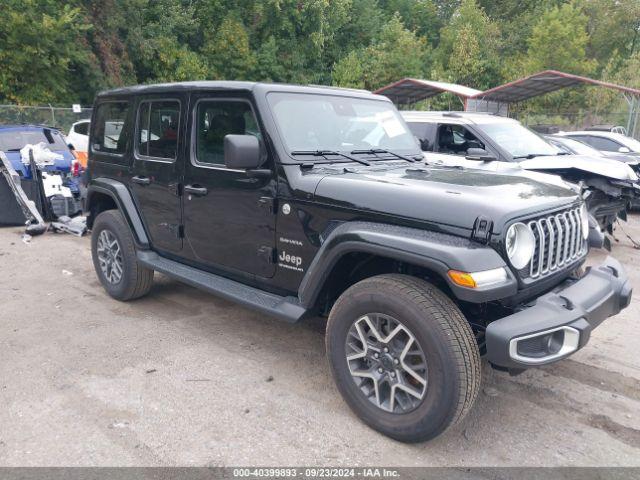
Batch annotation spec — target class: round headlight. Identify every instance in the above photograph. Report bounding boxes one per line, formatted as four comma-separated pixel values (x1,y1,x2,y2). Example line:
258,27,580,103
505,222,535,270
580,204,589,240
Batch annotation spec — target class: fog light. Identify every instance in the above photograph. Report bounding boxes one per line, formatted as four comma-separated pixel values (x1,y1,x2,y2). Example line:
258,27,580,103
509,326,580,365
516,331,563,358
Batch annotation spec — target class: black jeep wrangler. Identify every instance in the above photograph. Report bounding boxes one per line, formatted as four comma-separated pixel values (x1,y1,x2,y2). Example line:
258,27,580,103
85,82,632,442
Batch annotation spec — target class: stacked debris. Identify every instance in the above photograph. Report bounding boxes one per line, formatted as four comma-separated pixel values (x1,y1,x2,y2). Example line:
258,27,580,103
0,150,86,237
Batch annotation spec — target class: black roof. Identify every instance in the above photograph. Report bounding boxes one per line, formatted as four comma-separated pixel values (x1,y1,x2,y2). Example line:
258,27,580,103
97,81,381,100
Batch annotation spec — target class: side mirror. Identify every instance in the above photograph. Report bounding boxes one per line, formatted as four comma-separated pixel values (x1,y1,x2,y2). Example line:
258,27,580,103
466,147,496,162
618,146,631,153
224,134,261,169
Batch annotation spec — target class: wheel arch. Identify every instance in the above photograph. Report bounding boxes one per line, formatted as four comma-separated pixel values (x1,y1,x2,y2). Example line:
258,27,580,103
85,178,149,248
298,222,515,312
307,250,454,316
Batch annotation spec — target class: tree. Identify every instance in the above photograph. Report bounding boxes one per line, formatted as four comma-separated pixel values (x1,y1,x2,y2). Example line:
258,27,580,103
203,16,256,80
582,0,640,67
477,0,556,58
331,50,366,89
379,0,442,44
0,1,91,104
447,25,483,86
435,0,502,89
333,14,430,91
333,0,386,58
589,51,640,115
524,2,596,75
252,36,288,82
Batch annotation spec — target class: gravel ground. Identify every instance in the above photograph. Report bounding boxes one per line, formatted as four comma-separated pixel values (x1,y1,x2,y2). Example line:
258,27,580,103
1,216,639,467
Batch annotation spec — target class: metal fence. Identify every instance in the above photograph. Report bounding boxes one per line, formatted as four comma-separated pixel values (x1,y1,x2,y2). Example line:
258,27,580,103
1,104,639,140
0,105,93,133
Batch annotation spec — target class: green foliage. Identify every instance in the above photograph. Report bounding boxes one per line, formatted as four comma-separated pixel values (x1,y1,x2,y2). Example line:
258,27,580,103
332,14,430,91
332,51,366,89
524,1,596,75
0,0,90,103
203,16,256,80
0,0,638,114
435,0,502,89
581,0,640,67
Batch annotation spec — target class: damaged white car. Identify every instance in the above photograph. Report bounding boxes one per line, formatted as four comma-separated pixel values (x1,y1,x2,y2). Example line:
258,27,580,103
402,111,639,232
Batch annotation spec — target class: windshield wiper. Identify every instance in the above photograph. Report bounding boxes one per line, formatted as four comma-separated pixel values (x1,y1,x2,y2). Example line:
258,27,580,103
513,153,554,159
351,148,416,163
291,150,370,166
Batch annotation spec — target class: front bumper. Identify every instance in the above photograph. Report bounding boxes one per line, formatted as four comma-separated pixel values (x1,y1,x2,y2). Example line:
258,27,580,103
485,256,632,369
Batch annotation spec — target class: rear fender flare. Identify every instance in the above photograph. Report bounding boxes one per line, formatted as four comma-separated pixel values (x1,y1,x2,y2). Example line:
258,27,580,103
86,177,149,248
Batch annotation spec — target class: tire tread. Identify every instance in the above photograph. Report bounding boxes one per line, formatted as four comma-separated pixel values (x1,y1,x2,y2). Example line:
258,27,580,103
92,209,154,301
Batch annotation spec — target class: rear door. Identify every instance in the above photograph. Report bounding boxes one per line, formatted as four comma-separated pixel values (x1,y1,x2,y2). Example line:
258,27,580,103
129,96,185,254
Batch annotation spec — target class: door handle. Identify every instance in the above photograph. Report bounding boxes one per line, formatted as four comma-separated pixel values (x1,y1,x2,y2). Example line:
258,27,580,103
132,175,151,186
184,185,208,196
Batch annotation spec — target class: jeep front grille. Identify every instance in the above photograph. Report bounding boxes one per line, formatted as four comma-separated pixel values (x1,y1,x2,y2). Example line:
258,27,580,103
527,207,586,279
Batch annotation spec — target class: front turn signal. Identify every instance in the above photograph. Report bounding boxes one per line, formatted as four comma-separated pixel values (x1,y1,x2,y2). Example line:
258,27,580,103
448,267,508,289
448,270,476,288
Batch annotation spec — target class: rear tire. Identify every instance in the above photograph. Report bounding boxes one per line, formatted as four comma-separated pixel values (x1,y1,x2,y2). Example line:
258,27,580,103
326,274,480,442
91,209,154,301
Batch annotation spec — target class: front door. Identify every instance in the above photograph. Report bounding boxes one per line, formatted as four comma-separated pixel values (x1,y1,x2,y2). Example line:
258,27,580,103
430,123,500,171
129,97,184,254
182,94,277,278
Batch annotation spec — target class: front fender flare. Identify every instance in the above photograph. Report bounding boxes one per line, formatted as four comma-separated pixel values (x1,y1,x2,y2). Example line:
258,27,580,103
86,177,149,248
298,222,517,307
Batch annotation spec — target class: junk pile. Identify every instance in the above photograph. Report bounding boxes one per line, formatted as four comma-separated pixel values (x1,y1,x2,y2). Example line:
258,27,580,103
0,151,46,235
0,147,86,237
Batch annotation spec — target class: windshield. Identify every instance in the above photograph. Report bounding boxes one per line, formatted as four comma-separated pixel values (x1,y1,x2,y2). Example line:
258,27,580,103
0,128,68,151
267,92,419,155
555,137,600,156
480,122,559,158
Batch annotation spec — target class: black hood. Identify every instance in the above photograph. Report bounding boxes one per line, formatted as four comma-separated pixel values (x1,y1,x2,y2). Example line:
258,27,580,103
312,163,578,232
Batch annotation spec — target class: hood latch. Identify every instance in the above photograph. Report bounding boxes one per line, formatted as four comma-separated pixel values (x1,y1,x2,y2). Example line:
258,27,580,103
472,216,493,244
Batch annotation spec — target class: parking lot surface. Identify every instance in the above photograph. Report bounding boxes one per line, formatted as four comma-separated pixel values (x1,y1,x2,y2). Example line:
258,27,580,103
1,217,640,467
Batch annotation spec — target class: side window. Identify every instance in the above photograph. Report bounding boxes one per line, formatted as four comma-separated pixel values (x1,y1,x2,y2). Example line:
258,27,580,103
195,100,261,166
437,124,484,155
92,102,130,155
74,122,89,136
136,100,180,160
577,135,621,152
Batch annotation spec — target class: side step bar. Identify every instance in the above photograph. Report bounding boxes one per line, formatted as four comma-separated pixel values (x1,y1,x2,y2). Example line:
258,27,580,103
137,251,308,323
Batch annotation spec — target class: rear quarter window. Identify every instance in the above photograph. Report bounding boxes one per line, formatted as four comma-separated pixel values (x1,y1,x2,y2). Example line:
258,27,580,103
74,122,89,136
574,135,621,152
91,101,131,159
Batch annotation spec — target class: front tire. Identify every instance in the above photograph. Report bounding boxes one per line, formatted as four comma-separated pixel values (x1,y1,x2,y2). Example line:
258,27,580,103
91,209,154,301
326,274,481,442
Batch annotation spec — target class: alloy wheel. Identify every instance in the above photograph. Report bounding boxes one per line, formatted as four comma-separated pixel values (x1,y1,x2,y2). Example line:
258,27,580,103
96,229,124,284
345,313,428,413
